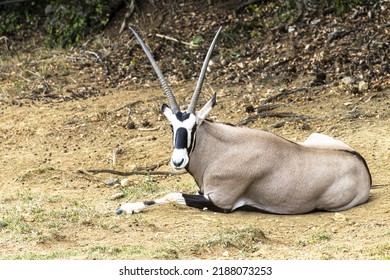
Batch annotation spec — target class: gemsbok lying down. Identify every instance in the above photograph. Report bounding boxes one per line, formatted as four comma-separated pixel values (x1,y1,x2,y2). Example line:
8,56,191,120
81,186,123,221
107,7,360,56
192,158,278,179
116,27,371,215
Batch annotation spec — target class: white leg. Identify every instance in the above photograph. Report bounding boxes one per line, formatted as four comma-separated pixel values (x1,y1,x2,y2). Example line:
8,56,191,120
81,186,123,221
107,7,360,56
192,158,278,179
116,193,186,215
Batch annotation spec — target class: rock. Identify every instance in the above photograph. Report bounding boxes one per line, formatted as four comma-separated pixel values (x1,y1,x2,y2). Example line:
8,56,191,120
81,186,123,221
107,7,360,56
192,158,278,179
111,192,125,200
300,123,311,131
220,58,228,66
126,122,136,129
358,81,368,92
333,212,347,222
120,178,130,187
245,105,255,113
141,119,151,127
222,251,229,257
104,177,119,186
342,76,353,85
270,121,285,128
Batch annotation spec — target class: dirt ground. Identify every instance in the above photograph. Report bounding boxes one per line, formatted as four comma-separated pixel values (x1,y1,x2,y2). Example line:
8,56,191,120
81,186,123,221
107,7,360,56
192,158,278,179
1,77,389,259
0,0,389,260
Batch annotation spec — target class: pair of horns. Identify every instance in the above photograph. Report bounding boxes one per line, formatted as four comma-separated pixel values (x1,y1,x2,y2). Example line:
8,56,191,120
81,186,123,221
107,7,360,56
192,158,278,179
130,26,222,114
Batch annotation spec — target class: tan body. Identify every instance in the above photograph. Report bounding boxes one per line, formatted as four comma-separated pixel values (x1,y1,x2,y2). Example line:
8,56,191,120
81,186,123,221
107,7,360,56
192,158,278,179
188,121,371,214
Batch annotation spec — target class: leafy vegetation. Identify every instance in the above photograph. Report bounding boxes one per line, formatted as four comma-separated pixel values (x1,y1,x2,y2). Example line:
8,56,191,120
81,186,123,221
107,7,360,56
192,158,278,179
0,0,369,48
0,0,112,47
298,230,331,246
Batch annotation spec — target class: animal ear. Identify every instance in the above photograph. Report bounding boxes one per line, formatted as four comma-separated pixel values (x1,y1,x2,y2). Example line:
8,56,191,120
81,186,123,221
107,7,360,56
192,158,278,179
162,104,174,119
196,93,217,124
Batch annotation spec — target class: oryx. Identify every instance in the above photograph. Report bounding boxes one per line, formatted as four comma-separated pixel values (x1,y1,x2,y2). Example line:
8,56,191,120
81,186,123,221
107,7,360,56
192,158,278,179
116,27,371,215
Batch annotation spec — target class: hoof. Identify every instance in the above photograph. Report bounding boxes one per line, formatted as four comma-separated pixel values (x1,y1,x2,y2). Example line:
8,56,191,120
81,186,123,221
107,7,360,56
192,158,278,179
116,209,123,215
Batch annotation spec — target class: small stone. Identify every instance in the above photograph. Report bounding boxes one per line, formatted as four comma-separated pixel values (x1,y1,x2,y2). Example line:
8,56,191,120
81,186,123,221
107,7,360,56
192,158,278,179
333,212,347,222
0,220,6,228
111,192,125,200
126,122,136,129
245,105,255,113
104,177,119,186
222,251,229,257
141,119,151,127
288,25,296,33
300,123,311,131
120,178,130,187
270,121,285,128
358,81,368,92
342,76,353,85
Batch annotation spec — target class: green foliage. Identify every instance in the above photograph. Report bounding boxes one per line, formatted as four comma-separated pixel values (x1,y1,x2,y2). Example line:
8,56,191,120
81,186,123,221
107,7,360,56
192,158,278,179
44,0,111,48
282,0,365,15
332,0,365,15
0,0,111,48
0,1,42,35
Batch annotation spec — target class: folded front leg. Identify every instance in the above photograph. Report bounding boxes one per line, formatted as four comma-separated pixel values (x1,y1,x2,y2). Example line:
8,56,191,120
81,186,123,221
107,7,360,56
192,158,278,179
116,192,230,215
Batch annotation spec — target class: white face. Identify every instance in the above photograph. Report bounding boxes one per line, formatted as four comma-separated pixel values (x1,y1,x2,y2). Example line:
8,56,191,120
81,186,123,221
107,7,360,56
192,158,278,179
162,94,216,170
162,105,198,169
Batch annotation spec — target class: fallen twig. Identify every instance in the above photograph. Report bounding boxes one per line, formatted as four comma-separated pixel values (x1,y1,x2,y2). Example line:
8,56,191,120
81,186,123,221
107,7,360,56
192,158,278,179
261,88,308,104
138,126,160,131
366,31,379,49
84,169,186,176
133,159,170,172
111,100,143,113
80,50,110,75
238,111,309,126
156,34,196,48
255,104,284,113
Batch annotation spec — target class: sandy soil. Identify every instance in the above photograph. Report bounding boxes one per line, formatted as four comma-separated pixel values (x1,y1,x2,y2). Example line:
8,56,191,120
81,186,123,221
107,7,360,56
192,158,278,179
1,78,389,259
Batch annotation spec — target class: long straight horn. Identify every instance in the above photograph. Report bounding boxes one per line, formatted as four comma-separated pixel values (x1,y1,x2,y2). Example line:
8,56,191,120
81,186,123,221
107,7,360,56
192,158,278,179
188,26,222,114
130,27,180,113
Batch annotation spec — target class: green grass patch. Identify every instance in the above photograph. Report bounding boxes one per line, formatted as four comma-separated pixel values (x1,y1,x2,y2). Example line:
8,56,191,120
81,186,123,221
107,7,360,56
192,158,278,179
0,191,109,245
298,231,331,247
369,243,390,260
4,250,82,260
192,226,267,256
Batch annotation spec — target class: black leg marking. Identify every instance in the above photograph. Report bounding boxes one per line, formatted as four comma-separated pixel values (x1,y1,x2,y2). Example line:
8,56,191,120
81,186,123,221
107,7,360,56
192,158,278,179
144,200,156,206
182,194,231,213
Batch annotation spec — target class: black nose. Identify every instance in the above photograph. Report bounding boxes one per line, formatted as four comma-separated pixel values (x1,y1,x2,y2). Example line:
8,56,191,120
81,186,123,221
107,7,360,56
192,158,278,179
172,158,184,167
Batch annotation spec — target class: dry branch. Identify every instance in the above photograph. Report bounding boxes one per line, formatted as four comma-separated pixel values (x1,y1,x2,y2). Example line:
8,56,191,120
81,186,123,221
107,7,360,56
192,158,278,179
84,169,185,176
261,88,308,104
80,50,109,75
133,159,170,171
111,100,143,113
155,34,196,48
238,111,309,126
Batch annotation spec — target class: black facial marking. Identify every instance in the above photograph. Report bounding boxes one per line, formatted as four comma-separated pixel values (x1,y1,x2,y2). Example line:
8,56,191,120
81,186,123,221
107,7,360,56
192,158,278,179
189,126,196,153
175,127,188,149
175,111,191,121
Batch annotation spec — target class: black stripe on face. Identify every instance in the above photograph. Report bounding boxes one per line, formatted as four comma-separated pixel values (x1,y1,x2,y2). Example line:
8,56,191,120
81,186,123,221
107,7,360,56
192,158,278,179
189,126,196,153
175,111,191,121
175,127,188,149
